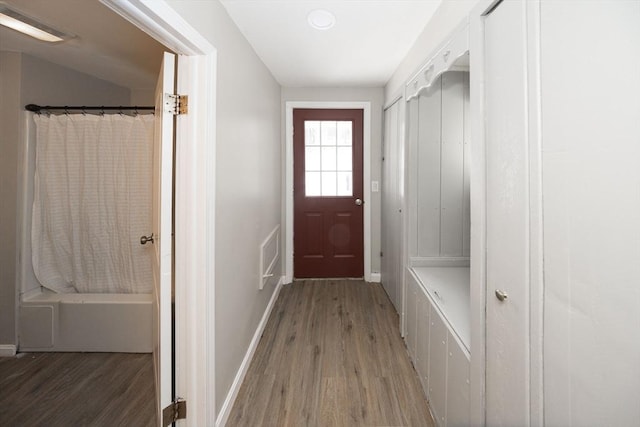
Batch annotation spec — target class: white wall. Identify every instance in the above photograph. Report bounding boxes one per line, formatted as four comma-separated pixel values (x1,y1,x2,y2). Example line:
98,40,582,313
165,0,282,415
0,52,22,349
20,55,130,106
281,87,384,276
384,0,477,103
0,52,131,350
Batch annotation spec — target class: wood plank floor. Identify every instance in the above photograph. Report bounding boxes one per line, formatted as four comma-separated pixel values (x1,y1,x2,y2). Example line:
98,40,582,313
0,352,156,426
228,280,435,427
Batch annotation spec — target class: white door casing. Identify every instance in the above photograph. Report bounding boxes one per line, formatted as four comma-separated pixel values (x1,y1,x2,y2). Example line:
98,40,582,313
100,1,217,425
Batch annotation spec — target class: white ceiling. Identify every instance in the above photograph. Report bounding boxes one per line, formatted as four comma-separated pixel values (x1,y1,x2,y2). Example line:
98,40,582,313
220,0,443,87
0,0,166,91
0,0,442,90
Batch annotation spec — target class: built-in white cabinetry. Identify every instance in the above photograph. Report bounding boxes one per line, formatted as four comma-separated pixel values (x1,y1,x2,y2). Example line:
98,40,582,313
406,270,470,427
400,19,472,427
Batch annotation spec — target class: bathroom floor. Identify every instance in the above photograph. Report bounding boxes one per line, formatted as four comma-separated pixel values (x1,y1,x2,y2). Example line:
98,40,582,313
0,352,155,426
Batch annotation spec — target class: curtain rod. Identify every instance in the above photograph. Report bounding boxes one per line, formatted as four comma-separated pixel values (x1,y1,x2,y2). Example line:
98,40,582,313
25,104,154,113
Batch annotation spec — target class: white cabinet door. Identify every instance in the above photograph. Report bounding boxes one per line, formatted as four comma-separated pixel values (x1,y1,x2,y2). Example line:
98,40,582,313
416,288,430,395
484,1,531,425
446,334,470,427
429,309,448,426
406,275,418,359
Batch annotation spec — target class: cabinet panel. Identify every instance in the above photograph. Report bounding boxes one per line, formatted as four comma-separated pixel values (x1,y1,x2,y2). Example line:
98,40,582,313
416,289,431,395
429,309,448,426
441,72,465,257
446,334,470,427
406,275,418,359
407,99,420,257
417,85,442,256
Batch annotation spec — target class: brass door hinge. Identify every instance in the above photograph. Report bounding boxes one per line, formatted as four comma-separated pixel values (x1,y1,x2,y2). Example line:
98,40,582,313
162,398,186,426
164,94,188,115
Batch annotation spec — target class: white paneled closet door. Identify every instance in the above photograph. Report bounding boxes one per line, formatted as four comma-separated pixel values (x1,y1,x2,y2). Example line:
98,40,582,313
540,2,640,425
484,0,531,425
381,100,403,316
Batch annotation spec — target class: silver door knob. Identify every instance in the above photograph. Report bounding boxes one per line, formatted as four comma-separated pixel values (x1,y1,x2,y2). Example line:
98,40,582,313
495,289,508,302
355,198,364,206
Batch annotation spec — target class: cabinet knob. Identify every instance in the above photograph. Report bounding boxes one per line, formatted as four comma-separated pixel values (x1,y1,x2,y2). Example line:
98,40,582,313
495,289,508,302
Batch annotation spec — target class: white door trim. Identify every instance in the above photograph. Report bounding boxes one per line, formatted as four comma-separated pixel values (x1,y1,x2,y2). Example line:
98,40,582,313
285,101,372,283
100,1,217,425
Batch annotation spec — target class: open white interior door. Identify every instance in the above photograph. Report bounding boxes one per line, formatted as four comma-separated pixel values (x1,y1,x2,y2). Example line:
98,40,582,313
153,51,175,426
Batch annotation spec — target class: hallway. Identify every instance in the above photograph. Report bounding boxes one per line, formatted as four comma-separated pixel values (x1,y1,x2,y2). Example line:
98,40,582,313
228,280,433,426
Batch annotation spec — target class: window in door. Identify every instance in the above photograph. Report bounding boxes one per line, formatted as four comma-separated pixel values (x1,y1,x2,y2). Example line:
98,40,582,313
304,120,353,197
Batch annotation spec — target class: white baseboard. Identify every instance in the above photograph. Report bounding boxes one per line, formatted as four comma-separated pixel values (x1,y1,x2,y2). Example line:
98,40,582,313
370,272,381,283
0,345,17,357
215,275,285,427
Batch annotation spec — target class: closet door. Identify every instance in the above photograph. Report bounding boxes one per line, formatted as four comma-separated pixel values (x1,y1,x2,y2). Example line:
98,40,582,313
381,101,402,312
484,1,531,425
541,2,640,425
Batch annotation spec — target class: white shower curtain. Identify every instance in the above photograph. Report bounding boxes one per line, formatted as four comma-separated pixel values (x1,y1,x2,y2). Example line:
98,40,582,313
32,114,154,294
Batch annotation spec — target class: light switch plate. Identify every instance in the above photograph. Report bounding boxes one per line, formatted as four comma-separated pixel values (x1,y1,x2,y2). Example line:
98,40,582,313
372,181,379,192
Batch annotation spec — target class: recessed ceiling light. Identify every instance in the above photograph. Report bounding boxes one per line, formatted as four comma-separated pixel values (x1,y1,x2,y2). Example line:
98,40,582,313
0,3,68,42
307,9,336,31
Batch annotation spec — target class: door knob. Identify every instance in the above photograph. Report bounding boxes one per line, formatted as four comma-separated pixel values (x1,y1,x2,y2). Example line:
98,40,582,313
355,198,364,206
495,289,508,302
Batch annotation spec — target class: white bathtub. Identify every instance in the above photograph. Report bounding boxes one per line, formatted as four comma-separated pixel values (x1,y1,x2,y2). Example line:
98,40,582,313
17,116,153,353
19,289,153,353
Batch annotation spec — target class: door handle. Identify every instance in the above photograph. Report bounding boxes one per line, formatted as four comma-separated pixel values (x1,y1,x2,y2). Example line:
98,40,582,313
355,198,364,206
495,289,508,302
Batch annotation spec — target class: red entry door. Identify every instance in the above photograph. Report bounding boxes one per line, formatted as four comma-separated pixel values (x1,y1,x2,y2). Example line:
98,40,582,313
293,108,364,278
